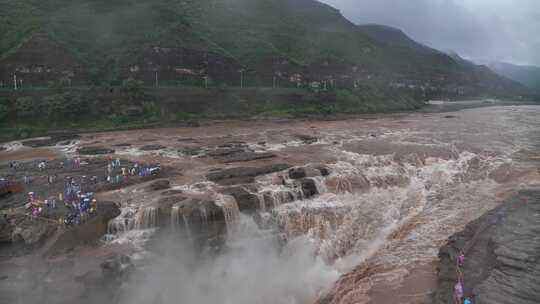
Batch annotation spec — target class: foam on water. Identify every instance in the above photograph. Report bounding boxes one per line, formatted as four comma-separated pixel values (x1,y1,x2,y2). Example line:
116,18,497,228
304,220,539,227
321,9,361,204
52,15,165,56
105,204,161,260
57,140,80,156
115,147,184,160
272,148,510,267
2,141,23,152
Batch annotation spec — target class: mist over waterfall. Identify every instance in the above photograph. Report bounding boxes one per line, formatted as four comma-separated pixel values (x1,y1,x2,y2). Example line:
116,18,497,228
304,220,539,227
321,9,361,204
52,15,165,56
118,215,339,304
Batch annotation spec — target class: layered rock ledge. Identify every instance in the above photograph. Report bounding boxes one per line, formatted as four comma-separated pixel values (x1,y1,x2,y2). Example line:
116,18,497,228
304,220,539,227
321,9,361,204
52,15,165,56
433,189,540,304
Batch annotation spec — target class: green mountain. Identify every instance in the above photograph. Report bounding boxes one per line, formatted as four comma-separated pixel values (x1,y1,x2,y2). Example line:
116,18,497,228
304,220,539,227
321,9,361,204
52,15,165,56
488,62,540,93
357,24,434,52
0,0,522,96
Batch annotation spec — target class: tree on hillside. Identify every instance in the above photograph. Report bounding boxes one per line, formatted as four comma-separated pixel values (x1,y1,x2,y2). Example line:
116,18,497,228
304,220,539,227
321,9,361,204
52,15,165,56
122,78,145,101
44,93,88,120
15,96,38,118
0,97,10,123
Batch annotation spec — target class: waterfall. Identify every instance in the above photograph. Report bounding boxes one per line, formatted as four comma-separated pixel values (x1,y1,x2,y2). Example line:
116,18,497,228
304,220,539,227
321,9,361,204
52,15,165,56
182,214,192,238
105,205,159,252
134,207,158,230
199,206,208,225
312,176,328,195
171,205,180,230
107,206,159,235
257,193,266,212
107,207,137,234
216,194,240,233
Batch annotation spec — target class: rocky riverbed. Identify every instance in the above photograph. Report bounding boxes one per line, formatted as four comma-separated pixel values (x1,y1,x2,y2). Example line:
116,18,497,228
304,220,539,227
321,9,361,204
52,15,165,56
0,105,539,304
433,188,540,304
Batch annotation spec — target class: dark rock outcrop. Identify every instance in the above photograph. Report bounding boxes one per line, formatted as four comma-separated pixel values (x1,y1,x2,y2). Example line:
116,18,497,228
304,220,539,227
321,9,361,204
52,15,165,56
220,152,276,163
6,214,56,245
46,201,121,255
315,165,331,176
51,133,80,142
293,134,318,144
206,164,291,185
289,165,330,179
22,138,56,147
207,147,245,157
0,215,14,243
97,201,122,220
140,144,166,151
179,146,204,156
221,187,259,212
434,189,540,304
288,168,307,179
300,178,318,198
146,179,171,191
77,146,115,155
161,189,184,196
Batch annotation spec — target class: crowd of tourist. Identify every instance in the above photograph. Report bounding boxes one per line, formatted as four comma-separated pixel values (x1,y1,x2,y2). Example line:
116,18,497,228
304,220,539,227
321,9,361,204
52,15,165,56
2,156,160,228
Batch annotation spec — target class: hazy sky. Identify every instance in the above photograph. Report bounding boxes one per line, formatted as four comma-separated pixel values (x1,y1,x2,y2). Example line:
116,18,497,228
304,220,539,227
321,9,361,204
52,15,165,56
320,0,540,66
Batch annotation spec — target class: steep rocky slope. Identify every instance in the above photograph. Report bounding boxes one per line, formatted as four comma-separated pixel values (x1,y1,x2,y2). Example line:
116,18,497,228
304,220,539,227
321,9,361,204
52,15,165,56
434,189,540,303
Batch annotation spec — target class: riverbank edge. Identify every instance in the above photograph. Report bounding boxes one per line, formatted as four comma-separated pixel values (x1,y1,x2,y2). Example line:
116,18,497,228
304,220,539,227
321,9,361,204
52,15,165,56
432,188,540,303
2,99,537,145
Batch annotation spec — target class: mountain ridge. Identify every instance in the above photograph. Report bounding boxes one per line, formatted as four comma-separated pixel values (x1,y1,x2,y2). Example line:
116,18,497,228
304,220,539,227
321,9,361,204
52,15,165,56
0,0,523,98
487,61,540,93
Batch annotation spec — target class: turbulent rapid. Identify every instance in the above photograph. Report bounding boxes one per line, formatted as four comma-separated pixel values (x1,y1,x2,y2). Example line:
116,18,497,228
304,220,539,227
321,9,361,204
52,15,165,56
2,105,538,304
97,106,540,304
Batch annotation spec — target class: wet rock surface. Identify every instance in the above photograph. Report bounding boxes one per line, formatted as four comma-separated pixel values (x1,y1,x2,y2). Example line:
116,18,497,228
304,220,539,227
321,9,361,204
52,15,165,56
161,189,184,196
221,186,260,212
288,165,329,180
0,215,12,243
300,178,318,198
146,179,171,191
77,146,115,155
206,164,291,185
434,189,540,304
219,151,276,163
22,138,58,147
8,214,56,245
140,144,166,151
293,134,318,144
179,146,204,156
288,167,307,179
182,142,277,164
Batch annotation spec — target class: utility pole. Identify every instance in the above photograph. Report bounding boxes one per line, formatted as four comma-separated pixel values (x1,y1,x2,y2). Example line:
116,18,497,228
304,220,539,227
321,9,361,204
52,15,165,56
203,76,208,89
13,74,17,90
155,71,159,88
273,76,276,89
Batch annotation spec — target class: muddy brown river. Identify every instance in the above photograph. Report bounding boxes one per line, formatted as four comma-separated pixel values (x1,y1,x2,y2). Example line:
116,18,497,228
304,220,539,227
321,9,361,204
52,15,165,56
1,105,539,304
